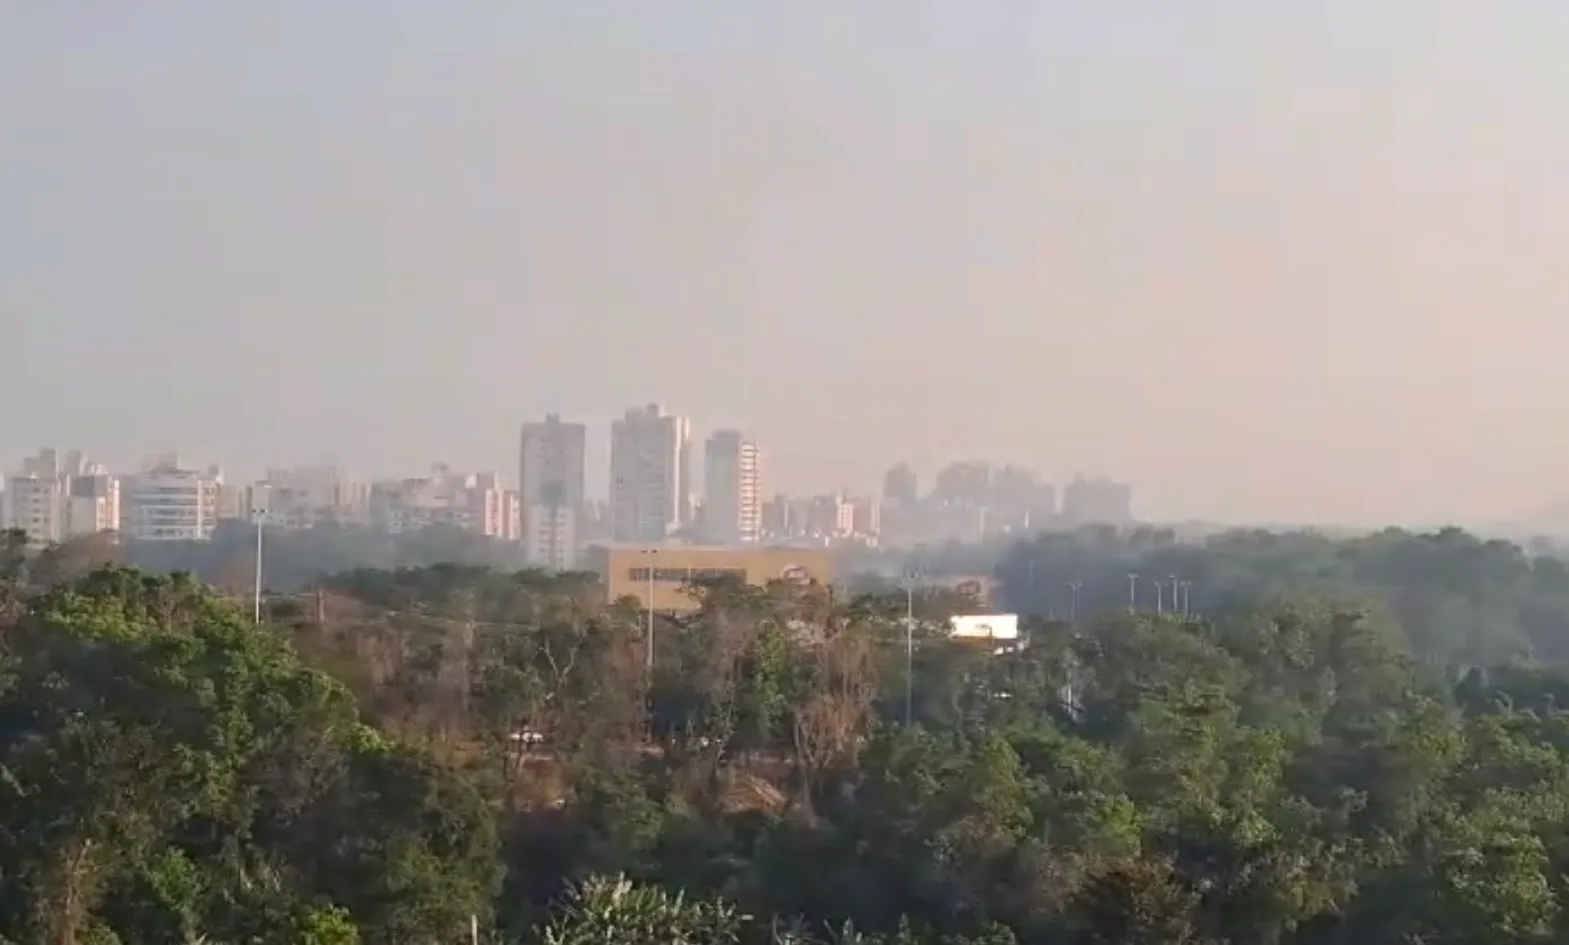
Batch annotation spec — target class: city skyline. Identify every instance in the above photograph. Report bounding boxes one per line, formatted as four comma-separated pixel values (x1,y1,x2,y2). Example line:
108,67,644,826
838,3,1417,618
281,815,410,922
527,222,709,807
9,4,1569,526
0,432,1125,504
0,429,1135,559
6,416,1125,507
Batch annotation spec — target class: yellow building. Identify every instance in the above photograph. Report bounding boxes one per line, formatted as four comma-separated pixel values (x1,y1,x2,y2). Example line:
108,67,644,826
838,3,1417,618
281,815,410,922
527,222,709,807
585,543,836,612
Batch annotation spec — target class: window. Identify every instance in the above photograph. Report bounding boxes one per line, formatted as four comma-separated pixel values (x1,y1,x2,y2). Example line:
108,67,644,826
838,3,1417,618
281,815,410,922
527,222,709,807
627,567,694,582
689,568,746,582
625,566,746,583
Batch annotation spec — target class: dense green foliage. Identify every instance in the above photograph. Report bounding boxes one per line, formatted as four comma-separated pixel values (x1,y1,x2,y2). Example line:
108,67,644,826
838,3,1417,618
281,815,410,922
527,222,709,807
995,526,1569,664
7,527,1569,942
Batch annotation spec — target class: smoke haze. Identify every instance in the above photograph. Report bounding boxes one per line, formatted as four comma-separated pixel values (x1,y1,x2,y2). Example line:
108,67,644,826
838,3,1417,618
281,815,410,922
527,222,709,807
4,2,1568,525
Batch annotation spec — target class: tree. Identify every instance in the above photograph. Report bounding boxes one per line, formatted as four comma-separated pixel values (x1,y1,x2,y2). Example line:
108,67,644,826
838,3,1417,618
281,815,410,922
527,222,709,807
0,567,496,945
11,529,1569,944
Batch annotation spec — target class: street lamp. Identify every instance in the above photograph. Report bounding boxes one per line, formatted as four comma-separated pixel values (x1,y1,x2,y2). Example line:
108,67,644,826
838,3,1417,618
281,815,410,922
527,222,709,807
251,508,266,625
642,548,658,670
904,569,919,726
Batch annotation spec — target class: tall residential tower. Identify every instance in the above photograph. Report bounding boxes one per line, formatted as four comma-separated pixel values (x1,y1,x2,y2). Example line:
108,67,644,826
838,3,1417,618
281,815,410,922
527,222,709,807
703,430,761,545
519,414,587,569
609,404,692,543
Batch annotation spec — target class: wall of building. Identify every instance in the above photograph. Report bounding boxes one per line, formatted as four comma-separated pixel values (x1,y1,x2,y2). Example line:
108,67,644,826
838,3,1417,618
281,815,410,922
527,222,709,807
121,463,222,541
702,430,762,546
5,476,62,544
585,544,836,612
520,415,588,566
609,405,692,543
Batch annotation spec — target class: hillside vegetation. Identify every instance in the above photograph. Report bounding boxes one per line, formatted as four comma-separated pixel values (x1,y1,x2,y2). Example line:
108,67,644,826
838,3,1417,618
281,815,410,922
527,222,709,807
2,528,1569,943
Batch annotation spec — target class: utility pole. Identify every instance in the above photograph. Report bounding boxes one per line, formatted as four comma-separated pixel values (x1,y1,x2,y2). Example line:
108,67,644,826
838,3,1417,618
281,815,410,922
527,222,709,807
1155,580,1164,614
1168,575,1179,616
905,569,918,726
1126,573,1138,613
251,508,266,625
459,592,476,716
643,548,657,670
1068,581,1082,626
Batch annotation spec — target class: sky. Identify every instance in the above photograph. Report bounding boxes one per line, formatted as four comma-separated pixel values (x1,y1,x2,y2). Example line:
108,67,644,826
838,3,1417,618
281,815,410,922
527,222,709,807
5,2,1569,526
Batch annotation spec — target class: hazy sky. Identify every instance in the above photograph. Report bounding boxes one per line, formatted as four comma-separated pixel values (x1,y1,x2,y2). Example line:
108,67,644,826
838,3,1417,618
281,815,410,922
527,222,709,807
6,3,1569,525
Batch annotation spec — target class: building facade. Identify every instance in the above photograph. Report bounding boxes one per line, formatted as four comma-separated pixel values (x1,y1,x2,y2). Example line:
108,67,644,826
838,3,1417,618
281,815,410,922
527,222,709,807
1061,475,1135,526
757,492,878,546
3,449,118,544
368,465,519,539
65,472,119,538
230,465,359,530
881,462,919,505
609,404,692,543
585,543,836,612
4,475,62,544
120,457,223,541
519,414,587,569
702,429,761,546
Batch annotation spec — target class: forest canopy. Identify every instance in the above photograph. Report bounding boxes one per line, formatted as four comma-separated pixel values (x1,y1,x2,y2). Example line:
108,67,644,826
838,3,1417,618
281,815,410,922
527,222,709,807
3,525,1569,943
986,525,1569,665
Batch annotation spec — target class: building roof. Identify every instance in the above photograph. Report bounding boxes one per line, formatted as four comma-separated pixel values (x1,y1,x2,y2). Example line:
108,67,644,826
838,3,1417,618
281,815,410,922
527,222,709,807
588,541,826,554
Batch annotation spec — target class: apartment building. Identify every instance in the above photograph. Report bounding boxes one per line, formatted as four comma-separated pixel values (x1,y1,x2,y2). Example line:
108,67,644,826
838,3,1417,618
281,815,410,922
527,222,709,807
4,475,62,544
65,472,120,538
609,404,692,543
216,482,252,522
1061,475,1135,526
702,429,762,545
368,465,519,539
120,456,222,541
519,414,587,569
758,492,879,546
3,449,119,544
881,462,919,505
238,466,367,529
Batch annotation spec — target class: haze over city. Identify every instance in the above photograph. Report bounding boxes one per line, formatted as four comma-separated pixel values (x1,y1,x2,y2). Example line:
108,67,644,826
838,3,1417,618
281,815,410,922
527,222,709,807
6,3,1569,526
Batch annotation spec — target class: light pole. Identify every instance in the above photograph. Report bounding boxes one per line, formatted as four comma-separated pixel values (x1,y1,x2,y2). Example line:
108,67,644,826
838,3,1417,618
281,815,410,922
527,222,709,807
1068,581,1082,626
1181,581,1194,617
643,548,657,670
1126,573,1138,613
1154,580,1164,614
1168,575,1179,616
251,508,266,625
904,569,918,726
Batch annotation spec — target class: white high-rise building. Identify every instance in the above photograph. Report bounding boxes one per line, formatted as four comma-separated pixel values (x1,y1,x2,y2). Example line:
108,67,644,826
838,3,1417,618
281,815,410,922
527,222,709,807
3,449,118,545
5,475,63,544
609,404,692,543
367,465,517,539
703,430,762,545
120,456,222,541
237,466,362,530
519,414,587,569
64,472,120,538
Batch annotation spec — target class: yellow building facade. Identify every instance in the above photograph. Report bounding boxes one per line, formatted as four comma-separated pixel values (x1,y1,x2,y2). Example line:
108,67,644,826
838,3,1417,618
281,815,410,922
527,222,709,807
585,543,836,612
